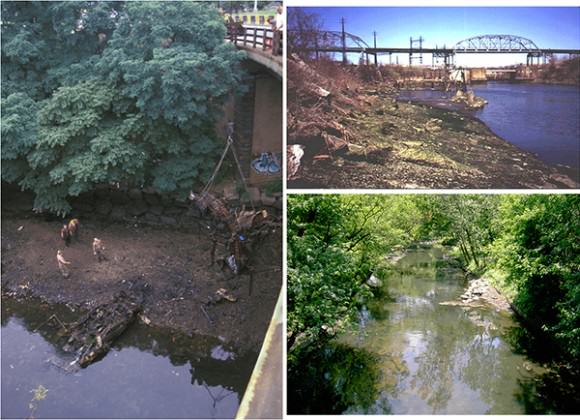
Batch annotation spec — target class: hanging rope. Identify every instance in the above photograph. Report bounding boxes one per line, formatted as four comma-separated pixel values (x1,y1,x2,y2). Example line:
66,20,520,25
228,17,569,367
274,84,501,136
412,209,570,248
201,139,231,196
199,124,255,210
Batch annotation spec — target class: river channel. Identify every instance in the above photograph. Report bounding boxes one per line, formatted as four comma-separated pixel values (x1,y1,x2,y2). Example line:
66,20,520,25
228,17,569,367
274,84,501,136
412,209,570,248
291,246,546,414
1,298,256,419
399,82,580,179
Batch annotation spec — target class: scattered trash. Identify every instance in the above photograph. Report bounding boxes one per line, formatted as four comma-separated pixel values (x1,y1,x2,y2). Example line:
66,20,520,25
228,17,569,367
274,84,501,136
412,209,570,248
17,226,23,231
139,313,151,325
287,144,305,180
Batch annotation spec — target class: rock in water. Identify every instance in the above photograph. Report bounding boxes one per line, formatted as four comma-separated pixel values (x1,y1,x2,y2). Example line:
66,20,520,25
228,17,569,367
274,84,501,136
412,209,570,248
367,274,382,288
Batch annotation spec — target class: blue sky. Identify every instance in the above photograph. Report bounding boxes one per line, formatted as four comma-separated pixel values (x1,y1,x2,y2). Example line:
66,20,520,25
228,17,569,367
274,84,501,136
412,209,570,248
290,7,580,66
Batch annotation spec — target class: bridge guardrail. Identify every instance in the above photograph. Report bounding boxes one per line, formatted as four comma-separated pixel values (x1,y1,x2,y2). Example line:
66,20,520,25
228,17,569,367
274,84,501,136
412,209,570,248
227,26,283,55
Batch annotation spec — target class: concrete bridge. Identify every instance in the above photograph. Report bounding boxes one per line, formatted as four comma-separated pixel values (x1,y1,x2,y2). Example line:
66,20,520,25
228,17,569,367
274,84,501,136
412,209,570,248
228,26,283,78
216,25,282,200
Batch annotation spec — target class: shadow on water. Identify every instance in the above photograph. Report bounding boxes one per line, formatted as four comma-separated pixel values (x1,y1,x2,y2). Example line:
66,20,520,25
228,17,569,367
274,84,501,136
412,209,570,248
287,341,384,414
504,324,580,414
1,297,257,419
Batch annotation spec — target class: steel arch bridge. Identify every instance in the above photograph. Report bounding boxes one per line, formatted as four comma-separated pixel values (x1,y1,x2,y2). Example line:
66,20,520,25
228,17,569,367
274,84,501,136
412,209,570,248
453,35,542,53
316,30,371,51
289,29,372,61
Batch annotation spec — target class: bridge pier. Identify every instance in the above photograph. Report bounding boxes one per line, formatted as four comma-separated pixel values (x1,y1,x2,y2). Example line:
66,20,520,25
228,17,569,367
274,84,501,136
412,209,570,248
227,60,282,188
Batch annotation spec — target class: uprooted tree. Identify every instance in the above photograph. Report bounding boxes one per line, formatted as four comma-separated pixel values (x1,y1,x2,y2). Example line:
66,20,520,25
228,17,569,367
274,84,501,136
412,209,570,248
1,1,246,215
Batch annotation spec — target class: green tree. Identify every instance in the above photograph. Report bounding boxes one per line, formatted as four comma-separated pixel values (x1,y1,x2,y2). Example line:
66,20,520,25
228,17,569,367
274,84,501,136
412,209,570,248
492,195,580,358
2,1,246,214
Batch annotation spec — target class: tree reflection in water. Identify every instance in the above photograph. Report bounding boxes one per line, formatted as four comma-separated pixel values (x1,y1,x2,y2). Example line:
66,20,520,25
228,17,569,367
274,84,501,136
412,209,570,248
338,247,549,414
287,341,384,414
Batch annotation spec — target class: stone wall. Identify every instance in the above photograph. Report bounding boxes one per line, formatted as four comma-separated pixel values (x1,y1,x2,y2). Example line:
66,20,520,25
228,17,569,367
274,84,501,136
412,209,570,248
68,186,282,228
1,183,281,229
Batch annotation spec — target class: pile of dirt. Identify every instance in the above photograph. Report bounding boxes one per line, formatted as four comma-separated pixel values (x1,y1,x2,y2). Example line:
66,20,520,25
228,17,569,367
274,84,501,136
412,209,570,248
1,194,282,353
286,57,579,189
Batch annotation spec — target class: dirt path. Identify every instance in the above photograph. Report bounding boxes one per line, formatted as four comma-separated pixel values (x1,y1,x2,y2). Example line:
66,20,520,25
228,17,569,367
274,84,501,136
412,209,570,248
1,200,281,352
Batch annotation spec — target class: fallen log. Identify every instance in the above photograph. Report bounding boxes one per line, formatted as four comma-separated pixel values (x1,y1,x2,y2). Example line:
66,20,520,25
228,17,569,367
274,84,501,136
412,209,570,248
60,291,141,368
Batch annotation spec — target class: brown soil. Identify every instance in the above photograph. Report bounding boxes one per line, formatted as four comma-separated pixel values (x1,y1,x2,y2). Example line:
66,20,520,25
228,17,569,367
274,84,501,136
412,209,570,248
287,58,579,189
1,194,282,353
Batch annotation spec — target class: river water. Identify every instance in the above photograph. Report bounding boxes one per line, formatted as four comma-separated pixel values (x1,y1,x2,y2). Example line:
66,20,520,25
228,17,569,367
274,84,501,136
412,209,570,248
1,298,256,419
399,82,580,177
336,247,544,414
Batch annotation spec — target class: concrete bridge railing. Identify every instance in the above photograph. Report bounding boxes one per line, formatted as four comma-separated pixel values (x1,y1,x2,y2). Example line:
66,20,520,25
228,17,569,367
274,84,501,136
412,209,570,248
227,26,283,78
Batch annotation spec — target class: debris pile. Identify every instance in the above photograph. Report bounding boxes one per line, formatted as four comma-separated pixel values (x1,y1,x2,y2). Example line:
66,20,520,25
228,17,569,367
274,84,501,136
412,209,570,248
451,89,488,109
60,291,142,368
287,55,374,178
440,278,511,312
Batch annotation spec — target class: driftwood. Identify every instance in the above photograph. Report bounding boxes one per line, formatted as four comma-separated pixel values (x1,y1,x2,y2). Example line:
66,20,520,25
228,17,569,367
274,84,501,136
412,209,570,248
60,291,141,367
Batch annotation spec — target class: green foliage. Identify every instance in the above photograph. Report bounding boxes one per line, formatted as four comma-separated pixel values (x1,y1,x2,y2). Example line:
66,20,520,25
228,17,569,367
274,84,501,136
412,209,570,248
491,195,580,358
1,1,246,214
289,193,580,363
288,342,381,414
287,195,373,347
287,194,429,350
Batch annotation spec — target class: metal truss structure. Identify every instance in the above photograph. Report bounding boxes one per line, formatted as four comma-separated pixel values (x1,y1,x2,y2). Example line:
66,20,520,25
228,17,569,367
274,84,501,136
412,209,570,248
453,35,541,53
314,30,371,52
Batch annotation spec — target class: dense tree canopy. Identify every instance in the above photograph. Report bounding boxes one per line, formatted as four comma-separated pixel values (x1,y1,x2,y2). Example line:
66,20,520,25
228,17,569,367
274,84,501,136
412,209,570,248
287,194,580,362
2,1,246,214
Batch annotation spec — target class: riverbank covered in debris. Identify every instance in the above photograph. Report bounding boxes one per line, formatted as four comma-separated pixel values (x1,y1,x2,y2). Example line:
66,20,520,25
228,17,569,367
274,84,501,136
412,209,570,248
287,58,578,189
1,191,282,354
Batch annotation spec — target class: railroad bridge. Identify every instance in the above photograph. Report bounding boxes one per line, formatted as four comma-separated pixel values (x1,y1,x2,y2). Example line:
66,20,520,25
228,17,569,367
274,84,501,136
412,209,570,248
298,32,580,67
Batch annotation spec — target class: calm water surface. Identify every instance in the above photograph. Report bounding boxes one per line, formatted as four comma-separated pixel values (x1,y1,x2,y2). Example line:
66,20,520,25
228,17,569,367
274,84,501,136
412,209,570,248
1,298,256,419
473,83,580,171
339,247,543,414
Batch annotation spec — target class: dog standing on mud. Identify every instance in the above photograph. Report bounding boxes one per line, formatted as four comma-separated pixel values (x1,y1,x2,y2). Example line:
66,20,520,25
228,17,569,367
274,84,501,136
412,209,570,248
61,224,71,246
92,238,107,262
57,250,71,278
68,218,80,241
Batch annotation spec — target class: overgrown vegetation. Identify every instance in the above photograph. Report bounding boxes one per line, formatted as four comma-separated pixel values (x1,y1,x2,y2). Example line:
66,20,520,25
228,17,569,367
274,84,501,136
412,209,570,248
288,194,580,400
1,1,246,214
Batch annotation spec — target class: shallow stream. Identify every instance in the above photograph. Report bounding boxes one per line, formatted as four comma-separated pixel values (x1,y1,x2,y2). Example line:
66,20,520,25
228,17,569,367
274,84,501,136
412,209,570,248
289,246,548,414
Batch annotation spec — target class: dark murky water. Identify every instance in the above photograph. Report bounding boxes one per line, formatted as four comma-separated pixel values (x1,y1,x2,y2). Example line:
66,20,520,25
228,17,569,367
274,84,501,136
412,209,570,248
336,247,543,414
399,83,580,176
1,298,257,419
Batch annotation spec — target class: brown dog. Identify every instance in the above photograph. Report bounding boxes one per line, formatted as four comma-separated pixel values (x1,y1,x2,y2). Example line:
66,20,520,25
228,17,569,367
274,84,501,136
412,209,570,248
60,224,71,246
68,219,80,240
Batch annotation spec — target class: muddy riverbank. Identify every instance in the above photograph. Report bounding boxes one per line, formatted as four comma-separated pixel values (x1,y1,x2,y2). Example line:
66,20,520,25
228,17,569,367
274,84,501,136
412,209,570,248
1,192,282,353
287,60,578,189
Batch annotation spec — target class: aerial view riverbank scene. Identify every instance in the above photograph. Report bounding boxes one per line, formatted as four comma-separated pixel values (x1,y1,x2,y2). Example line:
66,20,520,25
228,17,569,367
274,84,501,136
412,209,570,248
1,1,282,418
286,7,580,189
287,194,580,414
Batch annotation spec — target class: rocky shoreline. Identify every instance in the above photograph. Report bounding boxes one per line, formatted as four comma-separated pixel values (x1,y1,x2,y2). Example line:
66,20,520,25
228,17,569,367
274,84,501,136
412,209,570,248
440,278,512,312
288,84,578,189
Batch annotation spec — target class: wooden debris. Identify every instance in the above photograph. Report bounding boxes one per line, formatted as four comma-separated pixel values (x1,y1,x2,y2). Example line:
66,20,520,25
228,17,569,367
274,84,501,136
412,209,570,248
60,292,141,368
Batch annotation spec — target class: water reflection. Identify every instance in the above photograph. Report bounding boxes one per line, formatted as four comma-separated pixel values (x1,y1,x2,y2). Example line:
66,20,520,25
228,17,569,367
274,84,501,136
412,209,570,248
287,342,382,414
1,297,256,419
339,247,544,414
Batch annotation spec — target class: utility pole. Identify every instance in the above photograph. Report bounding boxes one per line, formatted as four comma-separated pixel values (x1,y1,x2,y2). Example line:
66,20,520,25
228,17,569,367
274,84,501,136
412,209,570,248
341,17,347,65
373,31,378,66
